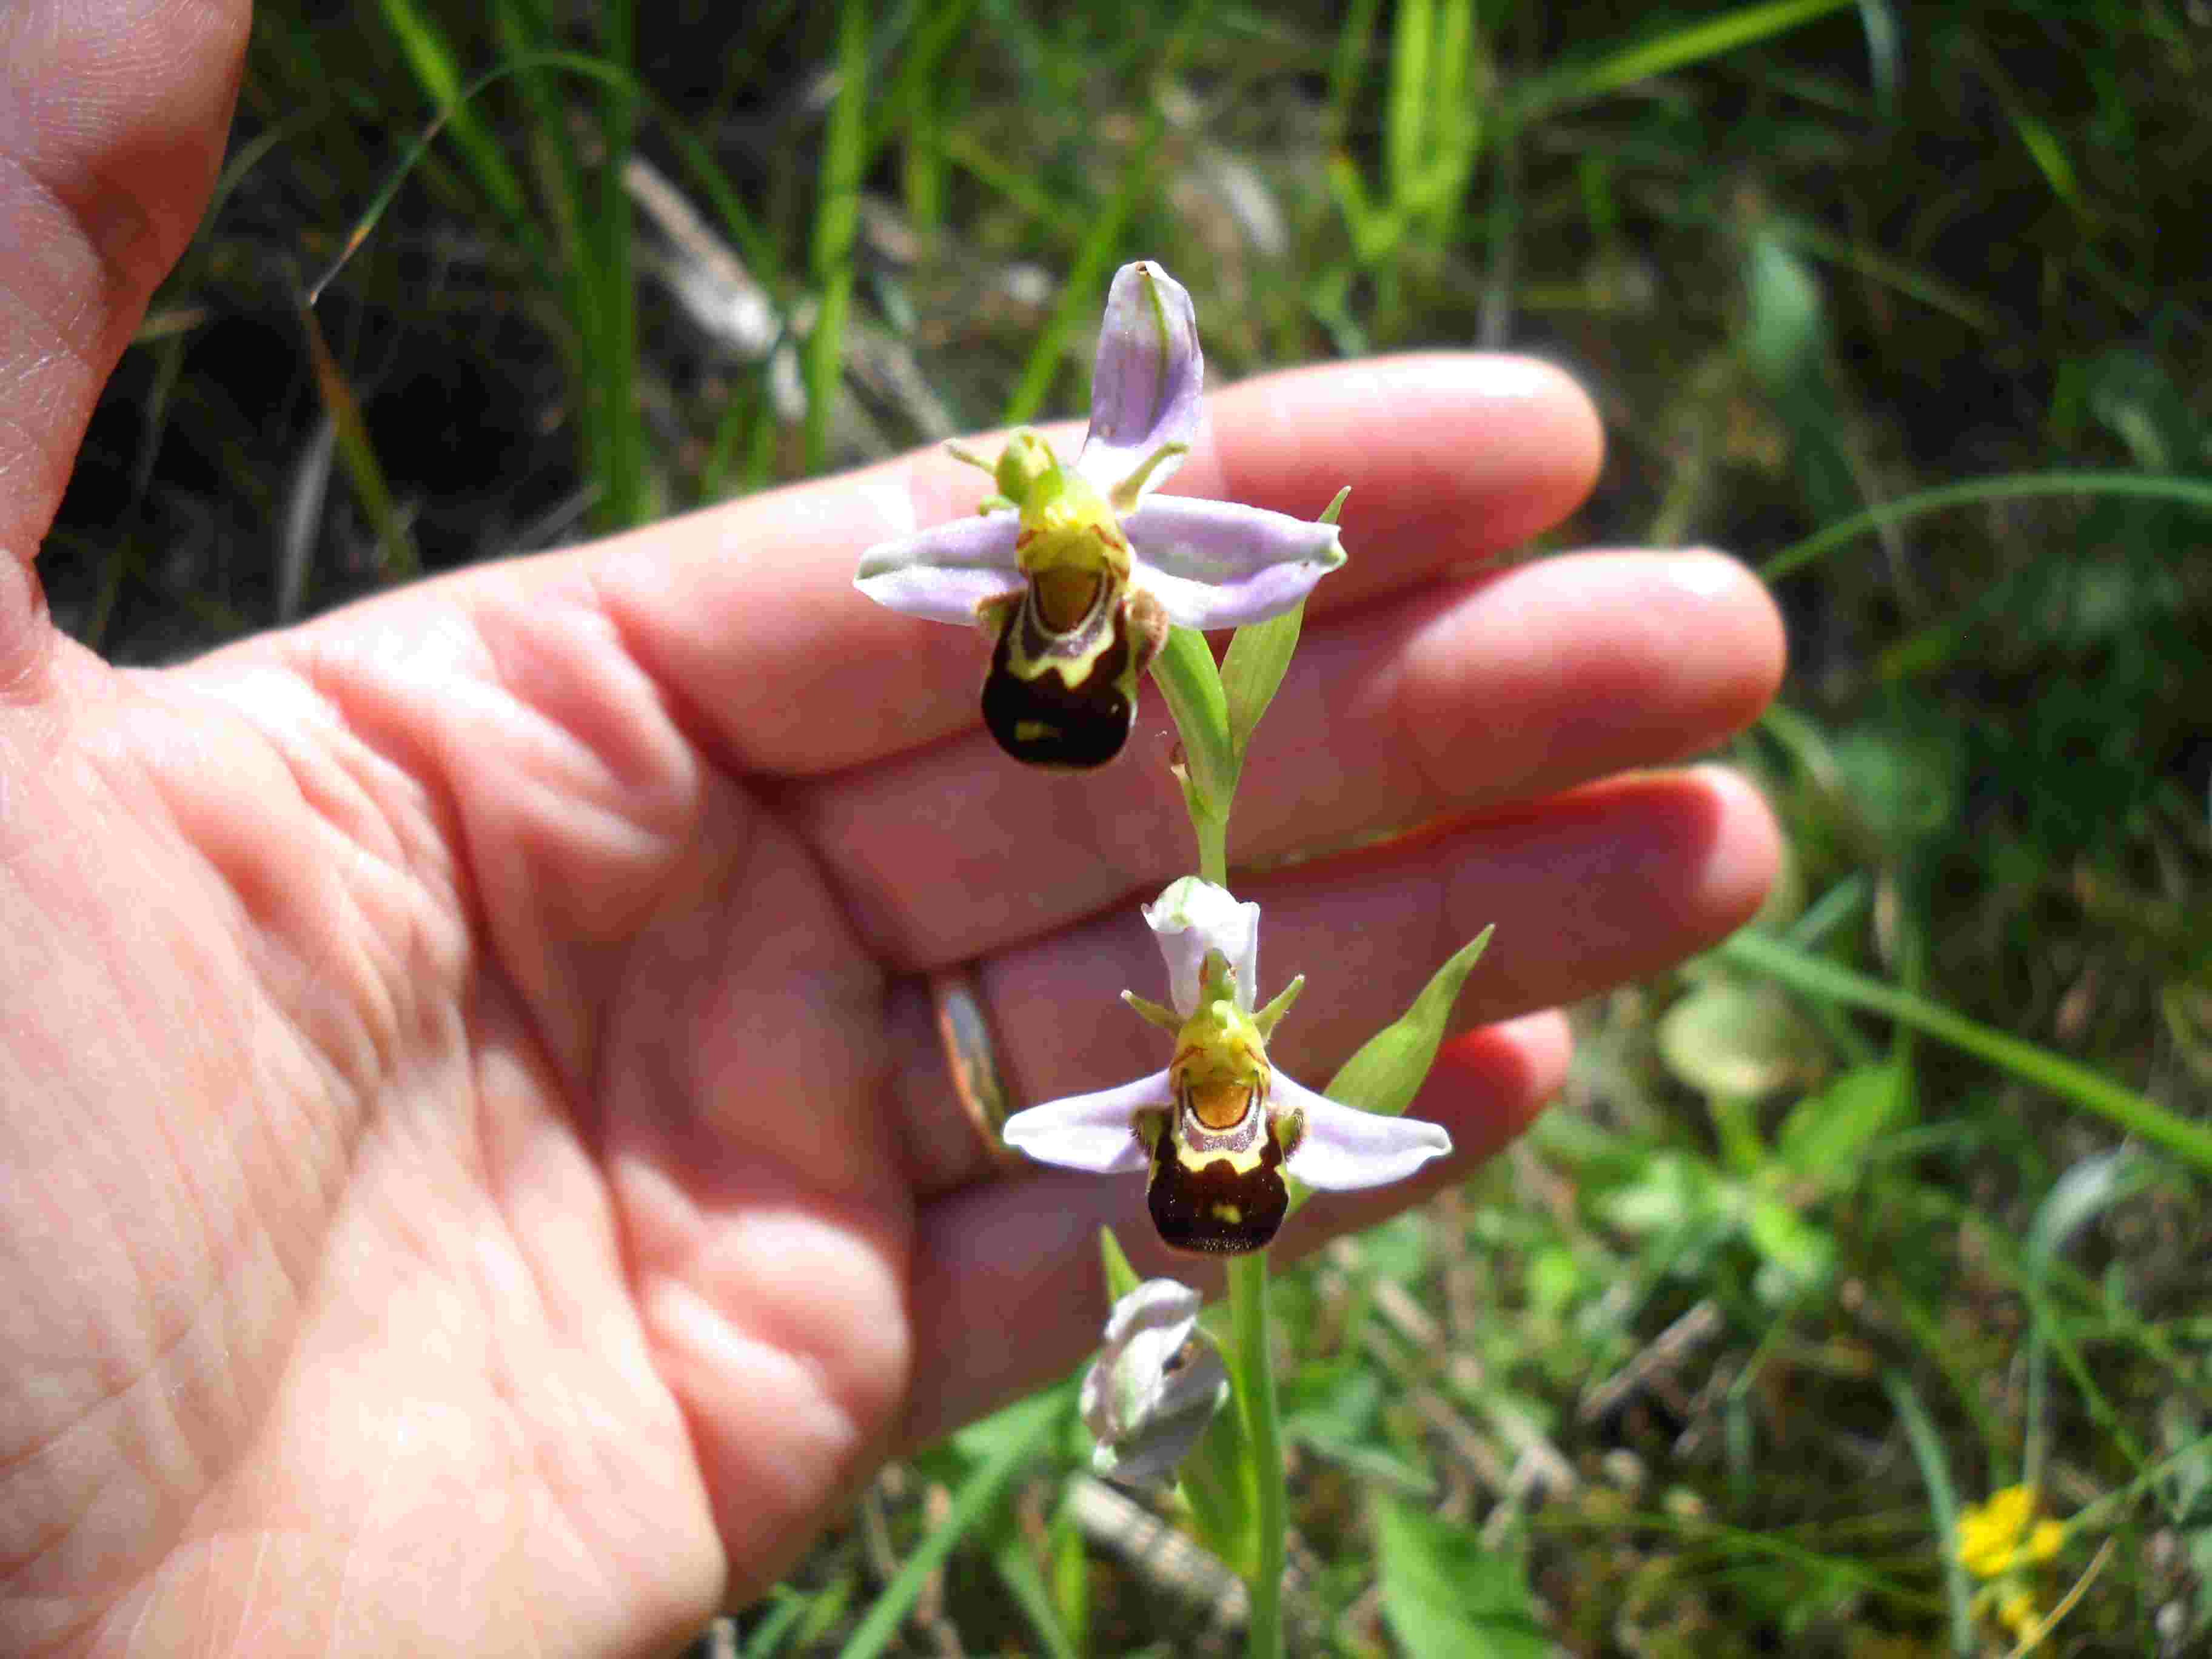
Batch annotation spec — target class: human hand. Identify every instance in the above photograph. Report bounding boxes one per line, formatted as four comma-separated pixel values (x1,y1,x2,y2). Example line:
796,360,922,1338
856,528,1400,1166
0,4,1785,1654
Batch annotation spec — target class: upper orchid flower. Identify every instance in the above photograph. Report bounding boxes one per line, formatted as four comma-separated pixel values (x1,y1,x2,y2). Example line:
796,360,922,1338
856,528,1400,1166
1002,878,1452,1254
854,261,1346,769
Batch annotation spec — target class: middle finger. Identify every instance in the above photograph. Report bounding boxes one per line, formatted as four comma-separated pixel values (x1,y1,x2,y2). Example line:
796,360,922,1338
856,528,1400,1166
786,546,1783,970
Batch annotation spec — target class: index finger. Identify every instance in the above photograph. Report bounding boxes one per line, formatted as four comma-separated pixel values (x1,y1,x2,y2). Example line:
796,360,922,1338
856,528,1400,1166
576,353,1603,777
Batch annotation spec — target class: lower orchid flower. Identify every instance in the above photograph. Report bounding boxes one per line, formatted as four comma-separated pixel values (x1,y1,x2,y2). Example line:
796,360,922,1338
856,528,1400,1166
1081,1278,1230,1489
1002,878,1453,1254
854,261,1345,769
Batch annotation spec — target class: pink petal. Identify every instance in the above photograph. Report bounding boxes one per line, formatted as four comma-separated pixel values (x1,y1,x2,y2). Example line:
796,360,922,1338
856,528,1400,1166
1002,1070,1170,1175
1273,1072,1452,1191
1124,495,1345,629
854,514,1024,625
1075,261,1204,501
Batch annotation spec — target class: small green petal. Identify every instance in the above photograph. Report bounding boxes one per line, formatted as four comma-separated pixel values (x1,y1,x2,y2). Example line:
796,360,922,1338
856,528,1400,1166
1252,974,1305,1039
1122,990,1182,1033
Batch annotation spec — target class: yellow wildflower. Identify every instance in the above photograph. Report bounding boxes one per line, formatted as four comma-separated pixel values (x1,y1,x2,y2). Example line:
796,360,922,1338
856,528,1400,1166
1995,1586,2041,1640
1956,1485,2063,1578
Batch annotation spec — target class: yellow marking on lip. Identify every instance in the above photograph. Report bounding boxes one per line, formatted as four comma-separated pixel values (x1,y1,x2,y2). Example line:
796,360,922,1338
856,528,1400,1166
1033,566,1102,631
1188,1079,1253,1131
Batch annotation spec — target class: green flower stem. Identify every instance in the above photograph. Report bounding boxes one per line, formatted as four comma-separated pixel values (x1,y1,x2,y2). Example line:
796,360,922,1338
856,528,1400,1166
1149,626,1238,885
1227,1251,1286,1659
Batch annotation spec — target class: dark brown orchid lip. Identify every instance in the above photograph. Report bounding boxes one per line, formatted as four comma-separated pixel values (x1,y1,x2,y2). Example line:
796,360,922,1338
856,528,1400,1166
980,579,1138,769
1147,1088,1286,1255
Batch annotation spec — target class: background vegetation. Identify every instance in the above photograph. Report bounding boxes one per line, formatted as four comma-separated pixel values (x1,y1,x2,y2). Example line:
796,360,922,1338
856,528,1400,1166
47,1,2211,1652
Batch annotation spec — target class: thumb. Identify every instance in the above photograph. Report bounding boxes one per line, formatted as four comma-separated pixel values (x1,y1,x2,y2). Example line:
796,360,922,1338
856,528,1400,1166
0,0,249,694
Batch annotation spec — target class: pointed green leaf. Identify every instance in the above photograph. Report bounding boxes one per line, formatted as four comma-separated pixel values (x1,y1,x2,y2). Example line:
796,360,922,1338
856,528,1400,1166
1148,626,1236,817
1374,1496,1547,1659
1176,1393,1260,1580
1323,927,1494,1119
1775,1062,1905,1185
1097,1225,1141,1304
1221,602,1305,762
1219,488,1345,764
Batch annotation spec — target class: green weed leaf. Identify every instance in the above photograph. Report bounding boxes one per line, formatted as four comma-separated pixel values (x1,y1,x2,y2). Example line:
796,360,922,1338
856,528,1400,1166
1375,1497,1546,1658
1657,977,1816,1099
1775,1063,1905,1185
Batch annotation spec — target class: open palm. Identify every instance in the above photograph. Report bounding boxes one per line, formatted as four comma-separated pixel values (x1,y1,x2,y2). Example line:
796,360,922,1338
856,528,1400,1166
0,5,1785,1655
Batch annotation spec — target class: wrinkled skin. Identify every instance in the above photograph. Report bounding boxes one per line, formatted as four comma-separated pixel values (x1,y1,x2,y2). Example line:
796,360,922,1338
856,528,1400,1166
0,5,1786,1654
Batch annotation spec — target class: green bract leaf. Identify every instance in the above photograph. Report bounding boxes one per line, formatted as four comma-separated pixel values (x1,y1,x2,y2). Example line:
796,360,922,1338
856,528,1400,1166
1177,1388,1260,1580
1775,1062,1905,1185
1148,626,1236,814
1323,927,1494,1119
1221,601,1305,763
1097,1224,1142,1304
1374,1497,1547,1659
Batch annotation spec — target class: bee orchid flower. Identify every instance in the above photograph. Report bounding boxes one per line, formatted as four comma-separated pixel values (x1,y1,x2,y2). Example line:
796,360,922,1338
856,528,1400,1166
854,261,1346,768
1002,879,1453,1254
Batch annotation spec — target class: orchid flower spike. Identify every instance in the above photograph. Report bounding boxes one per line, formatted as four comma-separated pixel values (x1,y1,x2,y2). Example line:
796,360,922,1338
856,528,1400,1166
1081,1278,1230,1489
854,261,1346,769
1002,877,1453,1254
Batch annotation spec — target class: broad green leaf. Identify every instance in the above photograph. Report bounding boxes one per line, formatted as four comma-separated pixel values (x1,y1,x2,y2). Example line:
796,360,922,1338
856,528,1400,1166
1374,1497,1547,1659
1746,1196,1836,1300
1775,1062,1905,1183
1657,977,1815,1099
1323,927,1494,1119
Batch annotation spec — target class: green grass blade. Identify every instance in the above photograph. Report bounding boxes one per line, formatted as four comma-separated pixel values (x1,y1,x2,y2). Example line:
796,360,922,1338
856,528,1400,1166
988,1526,1081,1659
375,0,535,235
307,49,634,306
1325,0,1385,144
836,1384,1068,1659
1882,1370,1976,1657
1148,626,1237,880
589,0,647,527
1761,471,2212,581
1386,0,1433,210
1520,0,1855,119
805,0,871,474
1719,932,2212,1175
297,303,417,581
